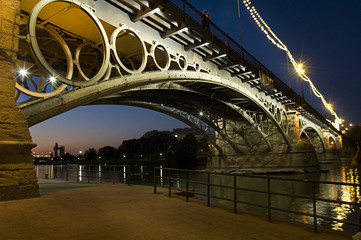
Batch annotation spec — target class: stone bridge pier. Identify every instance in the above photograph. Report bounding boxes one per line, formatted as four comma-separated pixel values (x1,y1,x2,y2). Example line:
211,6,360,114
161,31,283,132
0,0,39,200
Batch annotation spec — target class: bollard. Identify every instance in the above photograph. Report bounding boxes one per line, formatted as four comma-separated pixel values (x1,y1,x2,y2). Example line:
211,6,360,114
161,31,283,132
153,167,157,194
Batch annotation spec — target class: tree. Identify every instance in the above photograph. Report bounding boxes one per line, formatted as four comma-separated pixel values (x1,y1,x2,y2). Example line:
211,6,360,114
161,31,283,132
63,152,74,162
343,125,361,149
121,139,140,159
84,148,97,162
146,132,177,156
98,146,118,161
175,134,199,169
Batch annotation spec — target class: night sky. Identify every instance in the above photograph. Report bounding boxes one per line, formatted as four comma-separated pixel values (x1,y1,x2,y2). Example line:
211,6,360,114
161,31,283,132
30,0,361,155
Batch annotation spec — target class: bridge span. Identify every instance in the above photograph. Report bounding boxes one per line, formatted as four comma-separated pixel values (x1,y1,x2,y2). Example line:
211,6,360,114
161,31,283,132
0,0,342,199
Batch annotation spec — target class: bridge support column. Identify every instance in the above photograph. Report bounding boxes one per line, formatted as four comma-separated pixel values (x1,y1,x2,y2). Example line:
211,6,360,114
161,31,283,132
0,0,39,200
285,111,319,170
321,131,340,162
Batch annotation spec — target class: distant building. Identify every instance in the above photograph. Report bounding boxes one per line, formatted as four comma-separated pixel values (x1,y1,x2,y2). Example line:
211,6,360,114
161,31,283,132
54,142,65,158
32,152,52,158
141,130,163,138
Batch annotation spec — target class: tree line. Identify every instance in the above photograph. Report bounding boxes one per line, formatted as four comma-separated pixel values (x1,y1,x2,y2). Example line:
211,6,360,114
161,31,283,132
341,125,361,156
58,131,210,169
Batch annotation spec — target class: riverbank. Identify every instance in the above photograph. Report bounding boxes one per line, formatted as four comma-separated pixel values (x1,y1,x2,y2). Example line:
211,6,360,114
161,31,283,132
0,178,351,240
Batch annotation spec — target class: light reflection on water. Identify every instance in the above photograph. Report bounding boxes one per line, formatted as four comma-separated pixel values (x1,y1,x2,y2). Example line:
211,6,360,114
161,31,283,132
35,161,361,233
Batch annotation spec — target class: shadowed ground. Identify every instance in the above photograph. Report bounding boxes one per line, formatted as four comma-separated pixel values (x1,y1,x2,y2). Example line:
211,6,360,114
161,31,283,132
0,178,351,240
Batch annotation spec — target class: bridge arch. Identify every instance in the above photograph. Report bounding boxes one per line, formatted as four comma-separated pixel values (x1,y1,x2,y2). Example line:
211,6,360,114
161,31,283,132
300,124,326,161
21,71,291,158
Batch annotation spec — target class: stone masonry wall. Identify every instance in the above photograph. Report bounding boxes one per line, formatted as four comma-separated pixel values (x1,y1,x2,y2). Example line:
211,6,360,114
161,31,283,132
0,0,39,200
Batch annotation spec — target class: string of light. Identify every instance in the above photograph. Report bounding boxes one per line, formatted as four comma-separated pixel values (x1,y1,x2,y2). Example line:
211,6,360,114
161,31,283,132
242,0,342,128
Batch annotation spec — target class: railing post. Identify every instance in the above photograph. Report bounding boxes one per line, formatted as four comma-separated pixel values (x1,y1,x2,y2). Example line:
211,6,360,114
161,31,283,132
87,166,90,183
186,171,189,202
113,166,116,184
99,165,102,183
66,166,69,181
313,182,317,233
234,175,237,213
153,167,157,194
127,165,131,186
76,165,79,182
168,170,172,197
267,178,271,222
207,172,210,207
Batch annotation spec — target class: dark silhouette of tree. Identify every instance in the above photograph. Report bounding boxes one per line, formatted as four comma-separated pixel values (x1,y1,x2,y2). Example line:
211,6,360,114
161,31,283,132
121,139,140,159
343,125,361,149
198,137,210,153
98,146,118,161
84,148,97,162
146,132,177,155
63,152,74,162
118,132,177,161
175,134,199,169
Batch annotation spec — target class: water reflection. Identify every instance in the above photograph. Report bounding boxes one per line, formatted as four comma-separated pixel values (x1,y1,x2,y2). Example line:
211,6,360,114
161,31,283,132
78,165,82,182
160,165,163,185
326,165,360,231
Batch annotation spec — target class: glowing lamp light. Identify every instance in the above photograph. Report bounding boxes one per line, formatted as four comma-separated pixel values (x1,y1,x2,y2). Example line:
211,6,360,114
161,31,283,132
19,69,28,77
49,76,57,83
199,111,204,116
296,64,305,74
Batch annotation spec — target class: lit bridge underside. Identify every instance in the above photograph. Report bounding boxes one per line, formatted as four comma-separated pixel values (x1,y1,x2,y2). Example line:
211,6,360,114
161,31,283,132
17,0,341,171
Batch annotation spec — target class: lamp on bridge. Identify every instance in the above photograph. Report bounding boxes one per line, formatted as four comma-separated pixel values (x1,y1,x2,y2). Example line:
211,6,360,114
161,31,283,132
19,69,28,77
49,76,57,83
296,64,305,75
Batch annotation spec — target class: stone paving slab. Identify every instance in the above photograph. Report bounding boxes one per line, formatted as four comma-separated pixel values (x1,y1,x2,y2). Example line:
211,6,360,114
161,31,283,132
0,179,352,240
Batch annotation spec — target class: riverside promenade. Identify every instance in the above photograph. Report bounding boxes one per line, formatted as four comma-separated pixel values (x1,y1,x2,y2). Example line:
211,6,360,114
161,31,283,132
0,178,351,240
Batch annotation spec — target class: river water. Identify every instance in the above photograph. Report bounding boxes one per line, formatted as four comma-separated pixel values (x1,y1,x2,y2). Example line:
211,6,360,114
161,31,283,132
35,160,361,234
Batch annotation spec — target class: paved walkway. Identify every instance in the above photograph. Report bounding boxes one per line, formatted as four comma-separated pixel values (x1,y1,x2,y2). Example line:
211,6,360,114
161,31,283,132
0,179,352,240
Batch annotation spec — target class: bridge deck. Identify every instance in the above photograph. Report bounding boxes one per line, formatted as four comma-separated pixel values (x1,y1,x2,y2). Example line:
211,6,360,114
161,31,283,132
0,178,350,239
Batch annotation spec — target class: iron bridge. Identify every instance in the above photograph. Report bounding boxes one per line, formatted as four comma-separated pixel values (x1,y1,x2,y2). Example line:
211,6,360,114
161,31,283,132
16,0,341,171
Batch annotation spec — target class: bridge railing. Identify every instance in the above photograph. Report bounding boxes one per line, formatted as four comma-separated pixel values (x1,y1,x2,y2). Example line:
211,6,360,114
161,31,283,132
157,0,338,132
154,167,361,233
169,0,261,69
167,0,298,88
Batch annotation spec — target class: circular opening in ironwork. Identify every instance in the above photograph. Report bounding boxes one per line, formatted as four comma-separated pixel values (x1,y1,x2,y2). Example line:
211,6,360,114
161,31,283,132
178,55,187,70
113,28,146,73
15,23,69,99
153,44,169,70
28,0,110,86
34,26,68,78
77,43,104,81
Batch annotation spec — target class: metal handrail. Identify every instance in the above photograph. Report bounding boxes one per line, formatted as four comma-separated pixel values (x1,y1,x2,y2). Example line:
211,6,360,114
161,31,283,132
153,167,361,233
159,0,338,132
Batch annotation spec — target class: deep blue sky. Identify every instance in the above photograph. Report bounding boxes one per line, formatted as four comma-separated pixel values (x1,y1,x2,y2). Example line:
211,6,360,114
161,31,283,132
30,0,361,155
